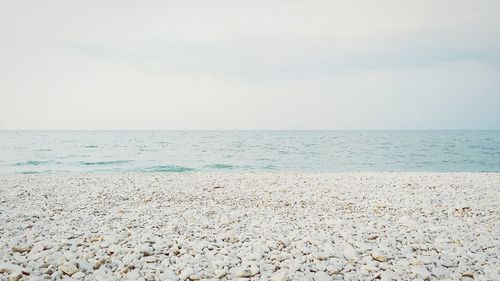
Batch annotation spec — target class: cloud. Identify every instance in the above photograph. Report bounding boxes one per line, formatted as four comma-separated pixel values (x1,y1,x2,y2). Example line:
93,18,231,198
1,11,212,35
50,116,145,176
0,0,499,129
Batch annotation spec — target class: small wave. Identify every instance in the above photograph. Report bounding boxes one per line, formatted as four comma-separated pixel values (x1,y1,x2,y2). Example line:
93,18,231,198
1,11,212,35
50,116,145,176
14,161,49,166
140,165,195,172
80,160,130,166
261,164,277,170
256,157,272,161
84,145,99,148
207,164,236,169
37,148,52,152
17,171,40,174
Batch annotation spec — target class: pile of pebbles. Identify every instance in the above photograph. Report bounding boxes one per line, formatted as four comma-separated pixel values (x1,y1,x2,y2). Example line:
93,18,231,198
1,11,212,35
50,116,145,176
0,173,498,280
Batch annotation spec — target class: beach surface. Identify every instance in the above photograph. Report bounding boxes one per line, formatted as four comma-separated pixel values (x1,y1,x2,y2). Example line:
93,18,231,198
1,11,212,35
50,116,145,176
0,173,498,281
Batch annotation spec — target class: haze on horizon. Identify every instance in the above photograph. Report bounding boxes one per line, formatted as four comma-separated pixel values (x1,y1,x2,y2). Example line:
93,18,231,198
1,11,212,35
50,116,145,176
1,0,499,130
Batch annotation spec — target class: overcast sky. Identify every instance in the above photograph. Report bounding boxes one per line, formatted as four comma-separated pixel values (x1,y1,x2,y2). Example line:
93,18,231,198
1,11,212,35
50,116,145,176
1,0,499,129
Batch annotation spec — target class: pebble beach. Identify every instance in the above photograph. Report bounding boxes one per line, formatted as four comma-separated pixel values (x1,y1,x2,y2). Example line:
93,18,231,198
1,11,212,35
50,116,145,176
0,173,499,281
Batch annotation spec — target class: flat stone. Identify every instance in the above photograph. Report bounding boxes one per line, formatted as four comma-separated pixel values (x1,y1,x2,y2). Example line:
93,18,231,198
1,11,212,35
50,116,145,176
462,271,474,278
230,266,254,277
29,243,45,254
159,269,178,281
136,245,154,256
371,251,387,262
0,262,24,274
343,245,357,260
12,245,32,253
73,272,85,279
314,272,333,281
222,231,240,243
59,263,79,276
214,269,227,279
412,266,431,280
8,272,23,281
313,252,328,260
270,270,288,281
380,270,399,281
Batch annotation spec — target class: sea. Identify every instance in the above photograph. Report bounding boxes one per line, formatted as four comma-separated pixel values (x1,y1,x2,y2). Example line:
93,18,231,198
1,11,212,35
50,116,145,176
0,130,499,174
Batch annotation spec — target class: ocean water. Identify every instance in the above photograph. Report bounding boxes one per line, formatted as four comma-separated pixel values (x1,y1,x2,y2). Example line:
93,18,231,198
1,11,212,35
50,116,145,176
0,131,499,174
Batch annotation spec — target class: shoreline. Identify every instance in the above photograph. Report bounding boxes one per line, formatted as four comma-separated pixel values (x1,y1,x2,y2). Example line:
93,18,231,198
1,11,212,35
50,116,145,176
1,173,499,280
5,168,500,175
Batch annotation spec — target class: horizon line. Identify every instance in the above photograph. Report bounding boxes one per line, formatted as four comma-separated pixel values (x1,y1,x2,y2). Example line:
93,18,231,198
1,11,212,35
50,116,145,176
1,129,499,132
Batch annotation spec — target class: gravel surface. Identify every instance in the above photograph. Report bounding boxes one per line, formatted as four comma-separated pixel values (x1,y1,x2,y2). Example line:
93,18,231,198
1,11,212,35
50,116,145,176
0,173,499,281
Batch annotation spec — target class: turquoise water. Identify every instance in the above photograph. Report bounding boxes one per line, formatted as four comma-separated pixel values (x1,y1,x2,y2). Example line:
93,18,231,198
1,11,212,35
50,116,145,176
0,131,499,174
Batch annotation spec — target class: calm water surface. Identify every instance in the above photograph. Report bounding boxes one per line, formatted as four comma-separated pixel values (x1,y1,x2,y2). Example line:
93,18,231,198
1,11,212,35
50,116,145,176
0,131,499,173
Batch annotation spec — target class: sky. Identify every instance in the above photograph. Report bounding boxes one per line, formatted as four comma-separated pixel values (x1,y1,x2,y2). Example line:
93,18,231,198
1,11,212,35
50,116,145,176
1,0,499,130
